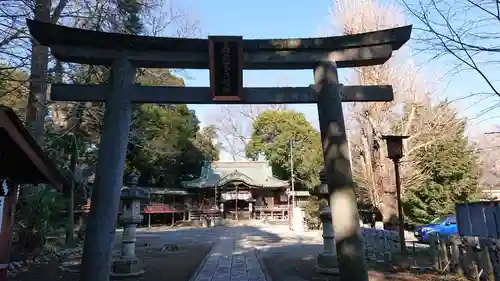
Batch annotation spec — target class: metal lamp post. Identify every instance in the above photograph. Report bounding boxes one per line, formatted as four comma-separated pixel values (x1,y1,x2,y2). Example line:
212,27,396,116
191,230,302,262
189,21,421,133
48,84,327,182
382,135,409,255
289,139,296,209
289,139,296,230
286,187,291,229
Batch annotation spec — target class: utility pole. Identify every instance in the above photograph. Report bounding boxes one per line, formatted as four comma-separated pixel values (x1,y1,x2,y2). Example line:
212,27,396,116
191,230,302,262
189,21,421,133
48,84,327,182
214,184,217,207
290,140,295,209
235,185,238,220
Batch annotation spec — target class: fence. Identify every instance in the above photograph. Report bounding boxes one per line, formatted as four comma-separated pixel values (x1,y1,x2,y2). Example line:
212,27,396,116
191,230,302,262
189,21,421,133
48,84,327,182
360,227,401,264
359,227,500,281
425,234,500,281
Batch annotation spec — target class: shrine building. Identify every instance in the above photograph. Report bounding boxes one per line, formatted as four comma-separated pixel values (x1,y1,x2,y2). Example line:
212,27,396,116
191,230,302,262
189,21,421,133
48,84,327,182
181,161,309,220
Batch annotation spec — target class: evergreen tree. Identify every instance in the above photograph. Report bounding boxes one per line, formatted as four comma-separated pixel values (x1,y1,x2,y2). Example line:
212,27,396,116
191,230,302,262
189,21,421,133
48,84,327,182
246,110,323,187
126,103,219,187
246,109,324,227
403,120,480,224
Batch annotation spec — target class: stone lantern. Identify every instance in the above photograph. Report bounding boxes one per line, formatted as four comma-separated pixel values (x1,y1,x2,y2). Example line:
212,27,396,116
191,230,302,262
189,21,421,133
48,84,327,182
110,172,148,278
314,169,339,275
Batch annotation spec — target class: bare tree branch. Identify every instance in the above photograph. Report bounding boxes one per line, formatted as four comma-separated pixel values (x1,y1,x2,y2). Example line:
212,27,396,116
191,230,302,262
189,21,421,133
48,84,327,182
401,0,500,97
329,0,467,226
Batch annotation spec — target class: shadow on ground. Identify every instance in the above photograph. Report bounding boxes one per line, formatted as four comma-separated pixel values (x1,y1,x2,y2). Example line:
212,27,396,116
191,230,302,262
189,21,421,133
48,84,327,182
257,242,466,281
9,223,466,281
9,224,284,281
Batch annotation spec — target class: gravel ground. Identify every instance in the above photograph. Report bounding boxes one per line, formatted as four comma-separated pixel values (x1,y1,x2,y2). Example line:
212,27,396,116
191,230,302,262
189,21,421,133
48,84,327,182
137,242,214,281
258,243,464,281
9,226,223,281
7,221,451,281
252,222,460,281
9,242,213,281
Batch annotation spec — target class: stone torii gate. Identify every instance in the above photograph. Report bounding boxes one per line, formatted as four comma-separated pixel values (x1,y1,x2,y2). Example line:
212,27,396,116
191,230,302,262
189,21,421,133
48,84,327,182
27,19,411,281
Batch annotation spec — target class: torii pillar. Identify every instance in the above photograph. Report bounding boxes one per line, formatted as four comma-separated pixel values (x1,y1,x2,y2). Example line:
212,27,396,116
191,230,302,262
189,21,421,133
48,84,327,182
315,61,367,280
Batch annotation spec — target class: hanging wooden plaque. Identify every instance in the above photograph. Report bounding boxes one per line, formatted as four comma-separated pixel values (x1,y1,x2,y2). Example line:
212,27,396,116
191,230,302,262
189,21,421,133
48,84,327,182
208,36,243,101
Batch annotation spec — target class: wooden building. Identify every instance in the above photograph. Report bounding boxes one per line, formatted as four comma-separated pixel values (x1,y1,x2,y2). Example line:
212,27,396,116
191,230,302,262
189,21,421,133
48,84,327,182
182,161,308,220
83,161,310,224
139,186,190,227
0,106,68,281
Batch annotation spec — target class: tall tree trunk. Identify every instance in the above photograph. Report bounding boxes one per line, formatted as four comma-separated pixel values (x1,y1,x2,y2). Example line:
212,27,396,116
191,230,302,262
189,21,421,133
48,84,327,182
26,0,69,144
22,0,68,202
26,0,51,145
366,117,397,229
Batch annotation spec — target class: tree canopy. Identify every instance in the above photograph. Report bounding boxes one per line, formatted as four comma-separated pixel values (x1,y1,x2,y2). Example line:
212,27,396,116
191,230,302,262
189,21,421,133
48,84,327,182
245,110,322,188
123,69,219,187
126,103,219,186
403,116,480,224
0,67,28,118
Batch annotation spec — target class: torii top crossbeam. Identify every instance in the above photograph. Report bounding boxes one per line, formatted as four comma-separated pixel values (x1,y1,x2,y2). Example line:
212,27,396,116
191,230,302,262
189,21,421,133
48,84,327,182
26,19,411,70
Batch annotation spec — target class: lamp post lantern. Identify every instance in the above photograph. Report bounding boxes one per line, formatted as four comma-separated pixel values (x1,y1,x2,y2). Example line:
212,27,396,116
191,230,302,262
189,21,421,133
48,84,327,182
382,135,409,255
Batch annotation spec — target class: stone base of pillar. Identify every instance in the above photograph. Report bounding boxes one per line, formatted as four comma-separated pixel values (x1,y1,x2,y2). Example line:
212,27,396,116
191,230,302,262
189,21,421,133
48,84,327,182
213,217,224,226
110,258,144,278
291,207,306,232
316,252,340,275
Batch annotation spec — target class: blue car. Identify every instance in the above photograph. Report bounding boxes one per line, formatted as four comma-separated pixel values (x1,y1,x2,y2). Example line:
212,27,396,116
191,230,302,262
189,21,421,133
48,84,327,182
414,214,458,242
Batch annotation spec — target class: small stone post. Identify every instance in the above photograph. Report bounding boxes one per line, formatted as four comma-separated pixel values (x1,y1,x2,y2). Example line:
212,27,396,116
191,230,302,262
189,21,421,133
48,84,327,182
249,202,253,219
220,202,225,219
428,233,440,271
449,236,461,274
488,239,500,281
315,170,339,275
317,206,340,274
111,173,148,278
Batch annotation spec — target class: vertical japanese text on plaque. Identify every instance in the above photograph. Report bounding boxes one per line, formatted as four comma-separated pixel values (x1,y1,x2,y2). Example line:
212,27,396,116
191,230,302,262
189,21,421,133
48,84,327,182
209,36,243,101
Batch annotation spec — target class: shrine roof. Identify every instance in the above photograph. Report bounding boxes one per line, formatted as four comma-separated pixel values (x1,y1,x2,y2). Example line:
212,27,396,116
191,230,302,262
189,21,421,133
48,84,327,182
0,106,68,190
181,161,289,189
136,186,190,196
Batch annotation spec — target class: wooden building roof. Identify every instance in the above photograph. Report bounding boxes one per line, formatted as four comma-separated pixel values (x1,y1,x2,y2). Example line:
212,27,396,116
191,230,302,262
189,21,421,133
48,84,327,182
0,106,68,190
136,186,191,196
182,161,289,189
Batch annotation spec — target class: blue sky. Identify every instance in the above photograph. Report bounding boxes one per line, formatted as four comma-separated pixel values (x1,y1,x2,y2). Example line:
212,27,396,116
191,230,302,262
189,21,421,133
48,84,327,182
174,0,498,159
179,0,340,127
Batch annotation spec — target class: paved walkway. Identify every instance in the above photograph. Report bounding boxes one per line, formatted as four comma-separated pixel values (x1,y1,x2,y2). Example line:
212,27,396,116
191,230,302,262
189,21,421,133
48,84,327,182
193,228,268,281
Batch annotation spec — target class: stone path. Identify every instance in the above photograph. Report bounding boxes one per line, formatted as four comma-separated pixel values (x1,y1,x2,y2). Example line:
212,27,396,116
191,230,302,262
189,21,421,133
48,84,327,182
193,228,268,281
134,222,325,281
